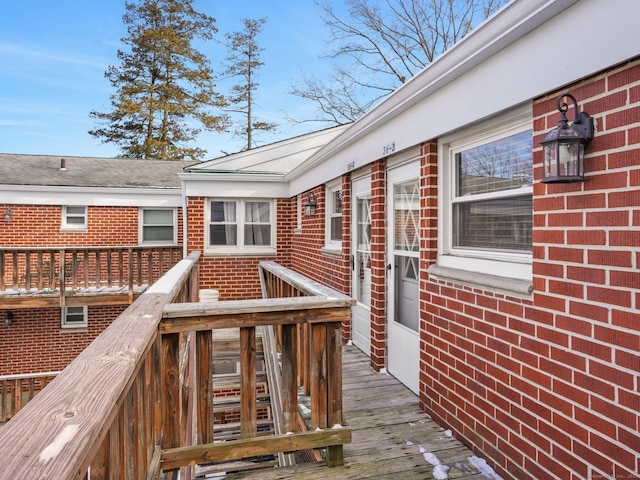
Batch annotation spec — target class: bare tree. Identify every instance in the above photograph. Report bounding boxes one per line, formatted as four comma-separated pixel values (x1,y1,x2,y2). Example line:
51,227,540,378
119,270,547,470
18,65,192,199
290,0,506,125
222,18,277,151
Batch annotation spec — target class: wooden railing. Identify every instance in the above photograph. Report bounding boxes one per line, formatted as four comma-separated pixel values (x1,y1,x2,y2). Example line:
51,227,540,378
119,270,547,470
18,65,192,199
0,371,59,423
0,255,354,479
0,246,182,306
0,251,200,479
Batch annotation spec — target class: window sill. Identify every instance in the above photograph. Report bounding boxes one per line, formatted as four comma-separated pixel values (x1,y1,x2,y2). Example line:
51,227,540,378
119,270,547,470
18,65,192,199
60,327,88,333
60,227,87,233
204,248,277,257
427,264,532,297
321,245,342,257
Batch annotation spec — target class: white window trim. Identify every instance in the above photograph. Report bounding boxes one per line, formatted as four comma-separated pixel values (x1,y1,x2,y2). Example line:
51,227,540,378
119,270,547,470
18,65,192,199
437,104,533,284
61,306,88,329
139,207,178,245
61,205,87,232
294,194,302,234
204,198,277,256
323,179,343,253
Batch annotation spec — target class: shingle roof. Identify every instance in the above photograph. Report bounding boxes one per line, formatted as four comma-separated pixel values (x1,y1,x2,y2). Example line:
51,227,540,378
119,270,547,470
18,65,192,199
0,154,193,189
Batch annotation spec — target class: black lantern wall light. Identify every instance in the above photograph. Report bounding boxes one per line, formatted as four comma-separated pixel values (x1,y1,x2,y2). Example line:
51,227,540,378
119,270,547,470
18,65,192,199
540,93,594,183
304,192,317,217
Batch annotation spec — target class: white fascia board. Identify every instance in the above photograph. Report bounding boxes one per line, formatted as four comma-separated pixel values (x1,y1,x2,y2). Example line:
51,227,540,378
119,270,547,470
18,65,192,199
288,0,638,196
181,172,290,198
0,185,183,207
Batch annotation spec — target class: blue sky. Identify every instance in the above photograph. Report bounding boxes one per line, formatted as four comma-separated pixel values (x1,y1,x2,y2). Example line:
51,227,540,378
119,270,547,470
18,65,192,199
0,1,337,159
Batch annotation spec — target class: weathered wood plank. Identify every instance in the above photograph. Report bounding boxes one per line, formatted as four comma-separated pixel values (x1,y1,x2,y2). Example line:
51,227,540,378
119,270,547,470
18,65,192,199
281,323,298,434
162,332,181,451
0,252,199,480
219,346,488,480
240,326,257,439
160,428,352,470
196,329,213,444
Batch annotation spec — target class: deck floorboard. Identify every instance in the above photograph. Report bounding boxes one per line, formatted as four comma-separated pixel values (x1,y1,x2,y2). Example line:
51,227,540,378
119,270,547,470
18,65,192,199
223,345,491,480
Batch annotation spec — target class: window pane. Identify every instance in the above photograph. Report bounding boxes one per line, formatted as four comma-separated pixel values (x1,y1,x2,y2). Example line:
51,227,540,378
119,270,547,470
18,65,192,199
66,206,85,215
330,216,342,241
210,225,237,245
457,130,532,197
244,225,271,245
66,216,85,225
332,190,342,214
144,209,172,224
394,180,419,252
453,196,532,251
245,202,270,222
211,201,235,222
144,226,173,242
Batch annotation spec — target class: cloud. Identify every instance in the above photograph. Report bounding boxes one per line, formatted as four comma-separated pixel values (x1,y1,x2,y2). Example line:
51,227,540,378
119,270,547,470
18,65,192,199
0,41,107,69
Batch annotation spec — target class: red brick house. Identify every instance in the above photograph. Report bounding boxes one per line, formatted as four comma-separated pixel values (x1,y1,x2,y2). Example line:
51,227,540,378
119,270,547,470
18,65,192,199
1,0,638,478
0,154,188,374
178,1,639,478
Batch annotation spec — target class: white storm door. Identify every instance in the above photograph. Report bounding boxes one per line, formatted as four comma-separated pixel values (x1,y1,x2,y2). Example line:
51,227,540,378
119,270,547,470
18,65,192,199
387,162,420,393
351,176,372,355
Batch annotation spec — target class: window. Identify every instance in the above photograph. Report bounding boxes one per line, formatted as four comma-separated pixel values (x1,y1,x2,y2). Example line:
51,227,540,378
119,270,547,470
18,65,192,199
438,108,533,282
325,180,343,250
62,206,87,231
140,208,176,244
62,306,87,329
206,199,275,255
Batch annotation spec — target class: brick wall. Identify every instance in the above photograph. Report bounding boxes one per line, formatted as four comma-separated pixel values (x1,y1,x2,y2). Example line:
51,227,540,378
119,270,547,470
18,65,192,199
0,306,126,375
187,197,295,300
290,181,351,298
369,160,387,371
0,205,185,246
419,59,640,480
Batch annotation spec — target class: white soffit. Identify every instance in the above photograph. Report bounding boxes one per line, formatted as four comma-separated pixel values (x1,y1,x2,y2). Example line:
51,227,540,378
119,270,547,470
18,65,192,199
287,0,639,196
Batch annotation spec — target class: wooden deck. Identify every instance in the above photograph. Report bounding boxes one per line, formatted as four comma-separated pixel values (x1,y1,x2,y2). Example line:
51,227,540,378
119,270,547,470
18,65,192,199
224,345,494,480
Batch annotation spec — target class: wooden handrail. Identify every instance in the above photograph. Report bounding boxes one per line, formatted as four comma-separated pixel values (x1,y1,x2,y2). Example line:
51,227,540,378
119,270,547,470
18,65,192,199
0,257,354,479
0,251,200,479
0,246,182,295
0,372,60,423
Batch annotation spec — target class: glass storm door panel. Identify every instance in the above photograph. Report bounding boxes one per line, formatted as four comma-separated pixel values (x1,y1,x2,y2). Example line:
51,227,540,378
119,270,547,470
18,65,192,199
387,162,420,394
351,176,372,355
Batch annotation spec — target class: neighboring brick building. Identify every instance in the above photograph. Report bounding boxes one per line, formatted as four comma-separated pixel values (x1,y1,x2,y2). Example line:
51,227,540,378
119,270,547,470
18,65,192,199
0,154,188,374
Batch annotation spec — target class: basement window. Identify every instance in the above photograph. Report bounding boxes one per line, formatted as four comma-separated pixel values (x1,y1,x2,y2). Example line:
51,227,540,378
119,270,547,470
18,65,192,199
61,206,87,231
62,306,88,329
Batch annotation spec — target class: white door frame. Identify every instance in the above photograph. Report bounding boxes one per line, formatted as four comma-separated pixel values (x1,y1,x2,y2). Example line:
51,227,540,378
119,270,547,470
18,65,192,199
387,161,420,393
351,176,372,355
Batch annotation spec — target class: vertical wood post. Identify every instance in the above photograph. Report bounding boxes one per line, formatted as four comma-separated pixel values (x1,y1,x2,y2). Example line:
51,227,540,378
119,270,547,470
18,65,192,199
162,332,181,450
326,321,344,466
196,330,213,444
281,323,298,433
240,326,257,438
310,323,328,430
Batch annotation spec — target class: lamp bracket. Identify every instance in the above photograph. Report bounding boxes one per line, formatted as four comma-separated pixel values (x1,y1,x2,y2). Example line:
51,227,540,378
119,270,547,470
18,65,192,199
557,94,594,144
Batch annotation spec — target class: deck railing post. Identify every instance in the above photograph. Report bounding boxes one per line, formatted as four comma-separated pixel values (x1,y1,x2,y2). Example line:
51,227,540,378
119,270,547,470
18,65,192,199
326,320,344,466
240,326,257,438
162,332,181,451
196,330,213,444
281,323,298,433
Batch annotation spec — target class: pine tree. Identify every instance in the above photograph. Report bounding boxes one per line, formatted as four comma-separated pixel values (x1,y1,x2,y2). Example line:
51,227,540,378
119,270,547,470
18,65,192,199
89,0,228,161
222,18,277,152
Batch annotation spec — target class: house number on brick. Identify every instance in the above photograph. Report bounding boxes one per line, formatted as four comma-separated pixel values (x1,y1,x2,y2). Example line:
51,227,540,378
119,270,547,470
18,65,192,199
383,142,396,155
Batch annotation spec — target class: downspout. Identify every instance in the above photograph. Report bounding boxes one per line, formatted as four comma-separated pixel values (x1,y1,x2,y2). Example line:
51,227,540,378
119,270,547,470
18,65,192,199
181,177,188,259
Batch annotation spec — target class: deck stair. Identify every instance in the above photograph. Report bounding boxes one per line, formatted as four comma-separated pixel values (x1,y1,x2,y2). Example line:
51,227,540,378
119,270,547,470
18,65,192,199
193,326,286,478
